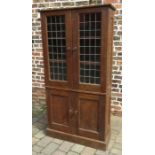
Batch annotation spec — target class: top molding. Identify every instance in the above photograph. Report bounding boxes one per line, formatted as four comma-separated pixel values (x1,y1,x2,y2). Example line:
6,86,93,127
39,4,116,12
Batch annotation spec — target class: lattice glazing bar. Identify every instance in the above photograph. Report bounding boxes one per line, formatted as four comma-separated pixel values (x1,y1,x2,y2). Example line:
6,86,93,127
79,12,101,84
47,15,67,81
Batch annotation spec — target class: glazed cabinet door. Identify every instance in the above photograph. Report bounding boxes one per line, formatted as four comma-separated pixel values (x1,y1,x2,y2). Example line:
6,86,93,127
41,11,73,89
71,8,107,140
41,10,74,134
71,8,107,93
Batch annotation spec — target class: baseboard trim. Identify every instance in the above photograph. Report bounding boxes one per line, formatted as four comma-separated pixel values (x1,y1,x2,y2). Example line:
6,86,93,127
46,127,110,150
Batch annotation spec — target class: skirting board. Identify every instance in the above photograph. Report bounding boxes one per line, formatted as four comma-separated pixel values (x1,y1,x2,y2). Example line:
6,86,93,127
46,127,111,150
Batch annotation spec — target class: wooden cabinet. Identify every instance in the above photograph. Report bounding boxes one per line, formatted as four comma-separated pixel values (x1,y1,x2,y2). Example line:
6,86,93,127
41,4,115,150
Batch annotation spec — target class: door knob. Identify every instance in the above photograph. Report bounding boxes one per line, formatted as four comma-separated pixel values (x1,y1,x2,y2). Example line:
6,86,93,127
73,47,77,51
67,47,71,51
69,109,74,117
74,110,78,115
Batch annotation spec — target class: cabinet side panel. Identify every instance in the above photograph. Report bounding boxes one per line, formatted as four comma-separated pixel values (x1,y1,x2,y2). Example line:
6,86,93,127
105,8,115,138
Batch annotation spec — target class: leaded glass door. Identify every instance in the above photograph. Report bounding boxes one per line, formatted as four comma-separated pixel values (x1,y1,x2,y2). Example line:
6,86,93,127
41,11,73,89
71,8,106,140
41,11,74,133
72,8,106,92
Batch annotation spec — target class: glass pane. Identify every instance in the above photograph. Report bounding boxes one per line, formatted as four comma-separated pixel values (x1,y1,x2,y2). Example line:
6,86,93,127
47,15,67,81
79,12,101,84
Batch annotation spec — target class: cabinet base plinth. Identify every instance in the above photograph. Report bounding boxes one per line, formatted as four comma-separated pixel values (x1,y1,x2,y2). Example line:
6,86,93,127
46,127,110,150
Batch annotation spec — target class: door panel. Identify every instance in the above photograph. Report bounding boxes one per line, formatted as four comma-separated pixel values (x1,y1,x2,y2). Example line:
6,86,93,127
41,11,73,88
77,93,103,139
72,8,105,92
52,95,69,125
79,99,98,131
47,89,72,133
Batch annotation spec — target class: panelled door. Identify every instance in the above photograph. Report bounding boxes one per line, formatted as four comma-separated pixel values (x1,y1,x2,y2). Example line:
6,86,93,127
42,10,74,133
41,8,106,139
72,8,106,140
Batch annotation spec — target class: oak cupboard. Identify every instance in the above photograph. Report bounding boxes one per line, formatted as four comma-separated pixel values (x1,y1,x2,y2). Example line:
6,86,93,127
41,4,115,150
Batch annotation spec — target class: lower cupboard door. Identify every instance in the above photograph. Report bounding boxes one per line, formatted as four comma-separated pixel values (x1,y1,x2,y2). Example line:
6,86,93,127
47,89,73,133
77,93,105,140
